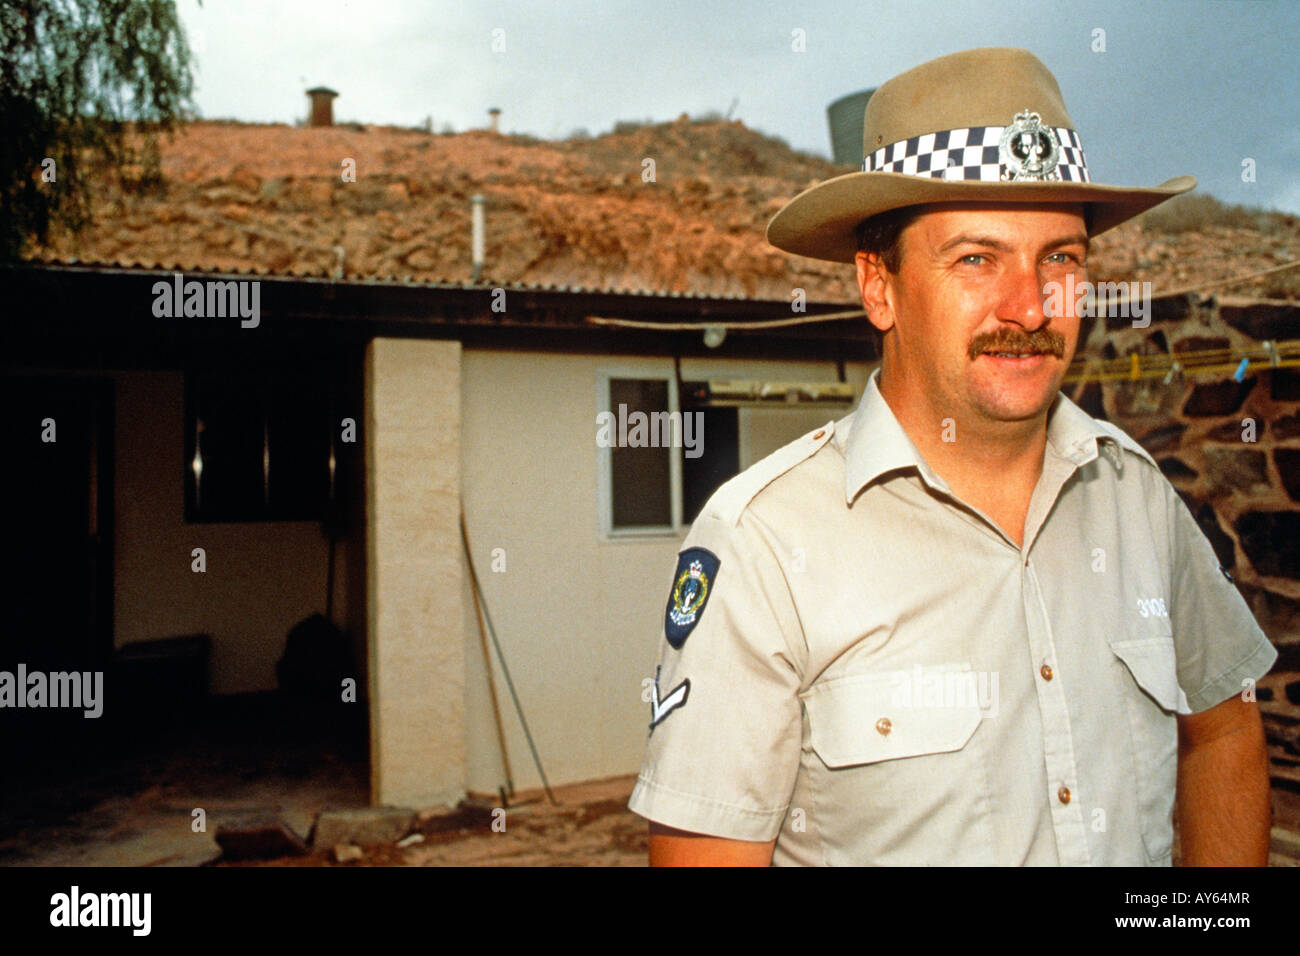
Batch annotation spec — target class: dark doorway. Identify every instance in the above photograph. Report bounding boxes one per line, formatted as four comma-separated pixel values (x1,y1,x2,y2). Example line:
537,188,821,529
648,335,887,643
0,375,114,765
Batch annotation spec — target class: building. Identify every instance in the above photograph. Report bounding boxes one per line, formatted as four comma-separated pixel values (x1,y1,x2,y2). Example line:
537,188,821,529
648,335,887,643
3,258,874,808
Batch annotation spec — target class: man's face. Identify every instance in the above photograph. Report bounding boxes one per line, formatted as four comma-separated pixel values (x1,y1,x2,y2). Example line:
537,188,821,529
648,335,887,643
857,202,1088,426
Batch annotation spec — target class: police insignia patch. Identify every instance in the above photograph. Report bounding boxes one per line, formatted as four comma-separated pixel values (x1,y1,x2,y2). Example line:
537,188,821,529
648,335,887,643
664,547,720,648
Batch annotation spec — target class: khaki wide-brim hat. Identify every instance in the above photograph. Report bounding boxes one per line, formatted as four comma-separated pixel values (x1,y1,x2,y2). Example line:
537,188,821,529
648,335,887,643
767,47,1195,263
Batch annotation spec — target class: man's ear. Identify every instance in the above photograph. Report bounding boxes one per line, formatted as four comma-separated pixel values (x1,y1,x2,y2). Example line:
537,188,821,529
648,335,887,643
855,251,895,334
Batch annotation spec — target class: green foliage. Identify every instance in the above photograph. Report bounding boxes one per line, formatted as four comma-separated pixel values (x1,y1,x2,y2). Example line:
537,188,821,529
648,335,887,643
0,0,195,259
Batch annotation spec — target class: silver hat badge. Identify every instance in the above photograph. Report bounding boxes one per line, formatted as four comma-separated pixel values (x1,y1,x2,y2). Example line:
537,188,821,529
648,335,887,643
999,110,1061,181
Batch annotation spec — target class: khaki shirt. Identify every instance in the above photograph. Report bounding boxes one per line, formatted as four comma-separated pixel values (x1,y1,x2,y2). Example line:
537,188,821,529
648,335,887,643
629,368,1277,865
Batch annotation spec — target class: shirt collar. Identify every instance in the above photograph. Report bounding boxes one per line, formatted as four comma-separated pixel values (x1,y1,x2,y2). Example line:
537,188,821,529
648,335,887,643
842,367,1128,506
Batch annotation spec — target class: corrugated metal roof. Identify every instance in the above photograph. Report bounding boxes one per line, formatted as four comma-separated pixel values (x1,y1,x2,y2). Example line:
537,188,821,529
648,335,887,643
17,254,817,304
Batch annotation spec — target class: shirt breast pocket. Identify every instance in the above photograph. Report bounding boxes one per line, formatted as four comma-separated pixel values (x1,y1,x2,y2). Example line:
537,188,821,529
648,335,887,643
1105,628,1183,863
798,670,992,864
803,672,983,766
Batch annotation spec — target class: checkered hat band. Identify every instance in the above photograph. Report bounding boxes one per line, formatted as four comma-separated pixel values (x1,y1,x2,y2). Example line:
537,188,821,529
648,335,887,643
863,126,1090,183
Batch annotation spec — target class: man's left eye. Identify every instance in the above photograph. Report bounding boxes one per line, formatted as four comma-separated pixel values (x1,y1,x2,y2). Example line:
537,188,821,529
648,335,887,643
1045,252,1079,264
959,254,985,265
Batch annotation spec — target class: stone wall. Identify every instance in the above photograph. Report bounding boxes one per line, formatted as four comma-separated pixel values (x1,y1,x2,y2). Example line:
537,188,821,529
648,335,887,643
1064,294,1300,801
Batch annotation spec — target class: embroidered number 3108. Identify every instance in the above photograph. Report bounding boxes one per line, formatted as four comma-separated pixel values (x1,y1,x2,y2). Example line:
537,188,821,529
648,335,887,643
1136,597,1168,618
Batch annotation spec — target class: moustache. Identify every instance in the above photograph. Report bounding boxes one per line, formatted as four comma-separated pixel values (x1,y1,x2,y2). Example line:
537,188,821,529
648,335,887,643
968,327,1067,361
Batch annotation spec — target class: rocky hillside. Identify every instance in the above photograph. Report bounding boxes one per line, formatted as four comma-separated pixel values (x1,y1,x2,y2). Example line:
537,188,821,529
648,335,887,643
27,116,1300,302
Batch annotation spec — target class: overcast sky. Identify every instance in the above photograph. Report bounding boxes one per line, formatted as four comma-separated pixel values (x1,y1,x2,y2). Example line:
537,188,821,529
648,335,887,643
177,0,1300,215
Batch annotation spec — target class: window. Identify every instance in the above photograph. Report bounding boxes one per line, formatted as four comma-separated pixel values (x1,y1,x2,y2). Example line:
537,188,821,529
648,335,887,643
597,373,739,536
184,362,355,523
608,378,673,529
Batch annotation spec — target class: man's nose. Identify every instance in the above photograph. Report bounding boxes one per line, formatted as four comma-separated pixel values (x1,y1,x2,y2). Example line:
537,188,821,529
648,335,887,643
995,261,1050,330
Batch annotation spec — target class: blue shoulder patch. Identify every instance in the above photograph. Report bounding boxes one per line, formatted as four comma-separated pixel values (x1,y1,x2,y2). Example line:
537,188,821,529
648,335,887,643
664,547,720,649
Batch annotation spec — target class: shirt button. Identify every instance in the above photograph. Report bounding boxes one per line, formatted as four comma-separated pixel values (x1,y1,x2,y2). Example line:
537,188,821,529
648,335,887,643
875,717,892,736
813,430,825,440
1058,785,1071,805
1040,663,1054,681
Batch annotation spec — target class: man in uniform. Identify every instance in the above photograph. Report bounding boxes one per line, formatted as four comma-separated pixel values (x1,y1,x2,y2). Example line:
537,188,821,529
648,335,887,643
627,47,1277,866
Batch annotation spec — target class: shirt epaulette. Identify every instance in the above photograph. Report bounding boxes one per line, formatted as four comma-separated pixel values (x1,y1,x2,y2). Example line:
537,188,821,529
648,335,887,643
1091,419,1160,472
705,422,836,527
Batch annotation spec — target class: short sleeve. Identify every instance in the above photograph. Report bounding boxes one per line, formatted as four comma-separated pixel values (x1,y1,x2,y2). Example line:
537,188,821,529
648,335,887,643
627,508,807,842
1165,485,1278,712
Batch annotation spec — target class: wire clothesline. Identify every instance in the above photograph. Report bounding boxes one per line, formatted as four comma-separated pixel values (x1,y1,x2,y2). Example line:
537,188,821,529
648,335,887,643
585,257,1300,333
586,258,1300,386
1064,339,1300,385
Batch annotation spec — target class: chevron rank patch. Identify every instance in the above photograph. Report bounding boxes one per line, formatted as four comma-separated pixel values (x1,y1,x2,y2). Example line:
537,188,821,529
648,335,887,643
649,665,690,731
664,547,720,649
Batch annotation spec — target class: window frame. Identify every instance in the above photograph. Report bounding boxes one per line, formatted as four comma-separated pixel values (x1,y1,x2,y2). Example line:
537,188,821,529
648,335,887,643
595,368,684,540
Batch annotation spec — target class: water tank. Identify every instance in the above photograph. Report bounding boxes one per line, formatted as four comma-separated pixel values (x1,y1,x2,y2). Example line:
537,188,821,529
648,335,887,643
827,88,876,167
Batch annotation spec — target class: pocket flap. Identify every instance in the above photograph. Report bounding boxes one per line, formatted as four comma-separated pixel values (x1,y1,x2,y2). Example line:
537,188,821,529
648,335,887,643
803,671,983,768
1107,637,1190,714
